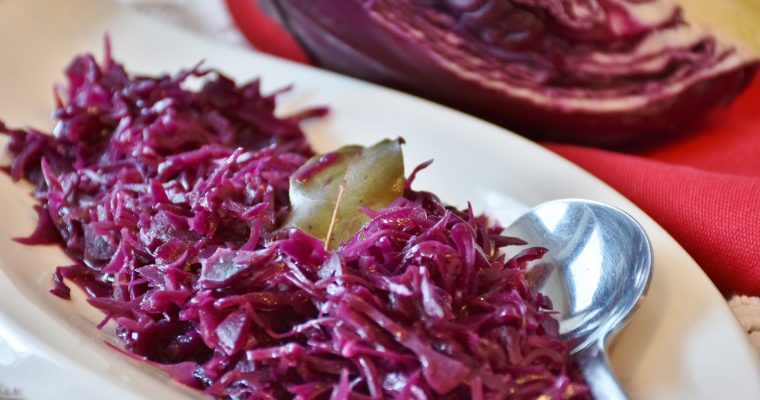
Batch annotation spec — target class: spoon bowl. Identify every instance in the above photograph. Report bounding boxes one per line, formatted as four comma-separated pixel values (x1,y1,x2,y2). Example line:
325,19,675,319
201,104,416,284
504,199,653,399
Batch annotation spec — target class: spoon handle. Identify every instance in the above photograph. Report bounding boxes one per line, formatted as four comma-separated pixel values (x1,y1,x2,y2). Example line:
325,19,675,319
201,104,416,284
577,342,629,400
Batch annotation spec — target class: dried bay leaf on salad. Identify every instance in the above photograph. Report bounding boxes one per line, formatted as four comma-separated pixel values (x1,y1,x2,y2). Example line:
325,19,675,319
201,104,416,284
285,138,405,249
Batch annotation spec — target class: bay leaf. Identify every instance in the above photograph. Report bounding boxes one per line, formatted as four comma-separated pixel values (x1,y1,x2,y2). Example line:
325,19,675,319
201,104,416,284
285,138,405,249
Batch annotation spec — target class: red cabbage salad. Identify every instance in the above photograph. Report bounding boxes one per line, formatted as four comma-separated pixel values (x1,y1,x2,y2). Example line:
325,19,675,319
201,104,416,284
1,44,590,399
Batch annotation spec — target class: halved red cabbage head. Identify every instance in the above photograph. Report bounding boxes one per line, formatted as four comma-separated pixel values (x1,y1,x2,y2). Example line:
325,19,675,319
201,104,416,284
259,0,758,144
2,45,589,399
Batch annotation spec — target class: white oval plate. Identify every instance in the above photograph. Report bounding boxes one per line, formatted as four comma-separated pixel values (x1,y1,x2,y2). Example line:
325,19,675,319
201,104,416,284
0,0,758,399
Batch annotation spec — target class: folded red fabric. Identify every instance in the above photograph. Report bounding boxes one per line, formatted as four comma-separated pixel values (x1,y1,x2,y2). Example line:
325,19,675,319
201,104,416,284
548,77,760,296
225,0,760,296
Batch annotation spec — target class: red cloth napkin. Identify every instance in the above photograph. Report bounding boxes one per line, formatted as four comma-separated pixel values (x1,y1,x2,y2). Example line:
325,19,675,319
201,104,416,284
547,81,760,296
225,0,760,296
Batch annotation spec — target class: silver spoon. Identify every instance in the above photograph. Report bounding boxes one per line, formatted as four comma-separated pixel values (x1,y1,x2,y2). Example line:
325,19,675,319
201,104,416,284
504,199,653,400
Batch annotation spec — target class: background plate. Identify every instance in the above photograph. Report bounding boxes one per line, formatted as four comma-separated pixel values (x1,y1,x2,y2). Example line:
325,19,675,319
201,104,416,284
0,0,758,399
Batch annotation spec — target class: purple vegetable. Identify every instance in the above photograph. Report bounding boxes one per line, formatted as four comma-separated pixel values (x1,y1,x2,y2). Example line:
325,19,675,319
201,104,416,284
259,0,758,144
2,43,589,399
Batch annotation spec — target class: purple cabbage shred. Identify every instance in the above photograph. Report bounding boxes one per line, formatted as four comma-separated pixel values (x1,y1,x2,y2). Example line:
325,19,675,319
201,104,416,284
1,44,589,399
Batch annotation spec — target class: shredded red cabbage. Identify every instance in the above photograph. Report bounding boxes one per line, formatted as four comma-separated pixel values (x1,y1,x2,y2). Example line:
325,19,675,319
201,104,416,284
2,45,589,399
